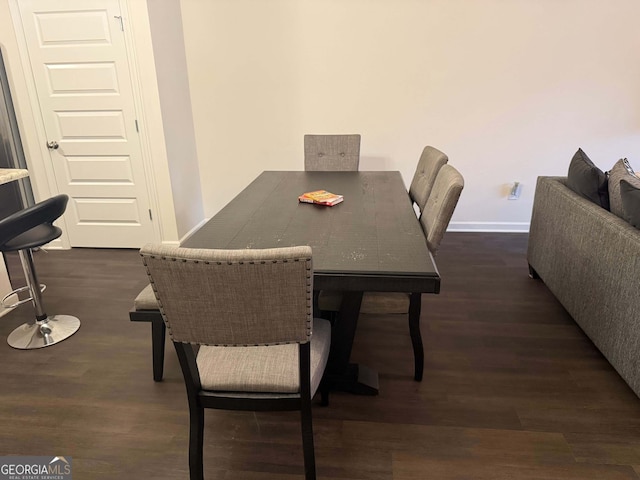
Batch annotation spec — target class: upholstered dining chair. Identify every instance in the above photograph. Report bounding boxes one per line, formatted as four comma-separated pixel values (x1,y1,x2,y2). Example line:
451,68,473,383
318,164,464,381
140,244,331,480
304,134,361,171
409,146,449,213
419,164,464,254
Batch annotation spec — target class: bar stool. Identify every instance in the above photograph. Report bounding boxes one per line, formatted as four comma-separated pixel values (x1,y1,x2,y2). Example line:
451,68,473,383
0,194,80,349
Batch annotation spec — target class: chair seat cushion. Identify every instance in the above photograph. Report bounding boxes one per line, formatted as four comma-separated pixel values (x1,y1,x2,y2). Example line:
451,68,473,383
196,318,331,395
134,284,159,310
318,291,410,314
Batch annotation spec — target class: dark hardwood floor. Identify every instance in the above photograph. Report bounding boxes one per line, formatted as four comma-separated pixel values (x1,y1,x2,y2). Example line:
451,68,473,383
1,233,639,479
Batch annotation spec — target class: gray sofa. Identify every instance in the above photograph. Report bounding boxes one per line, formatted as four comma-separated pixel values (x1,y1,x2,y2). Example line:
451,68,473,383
527,176,640,398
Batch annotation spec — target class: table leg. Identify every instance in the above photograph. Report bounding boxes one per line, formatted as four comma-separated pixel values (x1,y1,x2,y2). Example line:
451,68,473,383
408,292,424,382
325,291,379,395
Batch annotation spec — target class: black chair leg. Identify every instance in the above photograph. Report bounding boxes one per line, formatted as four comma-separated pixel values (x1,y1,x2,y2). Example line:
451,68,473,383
300,401,316,480
151,317,166,382
408,292,424,382
189,406,205,480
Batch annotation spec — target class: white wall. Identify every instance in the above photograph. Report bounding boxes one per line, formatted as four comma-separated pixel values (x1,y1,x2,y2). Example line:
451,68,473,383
147,0,204,238
180,0,640,231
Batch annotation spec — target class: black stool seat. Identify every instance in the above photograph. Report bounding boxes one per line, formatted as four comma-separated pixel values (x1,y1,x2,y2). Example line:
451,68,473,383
1,225,62,252
0,193,80,350
0,195,67,251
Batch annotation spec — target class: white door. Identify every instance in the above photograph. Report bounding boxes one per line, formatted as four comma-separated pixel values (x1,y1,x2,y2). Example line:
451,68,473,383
17,0,156,248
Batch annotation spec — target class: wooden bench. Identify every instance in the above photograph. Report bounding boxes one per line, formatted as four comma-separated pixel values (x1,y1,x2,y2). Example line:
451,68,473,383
129,284,165,381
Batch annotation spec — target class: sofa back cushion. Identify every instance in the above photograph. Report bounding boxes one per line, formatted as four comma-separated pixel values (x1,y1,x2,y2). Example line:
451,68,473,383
566,148,609,210
620,179,640,229
608,158,640,218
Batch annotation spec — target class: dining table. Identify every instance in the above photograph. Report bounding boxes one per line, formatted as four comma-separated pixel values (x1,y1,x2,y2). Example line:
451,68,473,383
180,170,441,395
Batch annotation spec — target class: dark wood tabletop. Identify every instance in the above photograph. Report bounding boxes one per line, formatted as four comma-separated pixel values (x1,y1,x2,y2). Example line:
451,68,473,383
183,171,440,294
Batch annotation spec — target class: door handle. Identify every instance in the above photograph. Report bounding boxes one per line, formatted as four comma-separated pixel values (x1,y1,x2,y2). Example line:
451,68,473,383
46,140,59,150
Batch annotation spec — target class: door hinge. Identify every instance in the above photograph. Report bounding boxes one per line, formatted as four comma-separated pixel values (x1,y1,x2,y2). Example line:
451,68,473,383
135,120,139,132
148,209,153,221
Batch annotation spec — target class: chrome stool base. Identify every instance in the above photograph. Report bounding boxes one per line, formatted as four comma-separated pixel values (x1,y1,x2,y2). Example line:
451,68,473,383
7,315,80,349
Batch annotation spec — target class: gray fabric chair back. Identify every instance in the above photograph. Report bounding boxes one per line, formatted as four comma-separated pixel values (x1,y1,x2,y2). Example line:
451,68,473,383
304,134,360,171
409,146,449,212
140,244,313,346
420,164,464,255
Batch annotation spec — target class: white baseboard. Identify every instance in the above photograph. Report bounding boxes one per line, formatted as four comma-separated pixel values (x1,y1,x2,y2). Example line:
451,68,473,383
34,223,207,249
448,222,530,233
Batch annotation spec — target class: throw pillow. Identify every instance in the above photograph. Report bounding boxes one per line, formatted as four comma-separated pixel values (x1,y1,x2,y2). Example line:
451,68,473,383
620,179,640,229
608,158,640,218
567,148,609,209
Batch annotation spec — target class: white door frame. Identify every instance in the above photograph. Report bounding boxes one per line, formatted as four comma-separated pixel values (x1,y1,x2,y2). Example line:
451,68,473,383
8,0,180,248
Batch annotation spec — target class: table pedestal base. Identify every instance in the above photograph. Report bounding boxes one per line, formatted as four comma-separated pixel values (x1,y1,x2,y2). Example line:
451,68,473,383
327,363,379,396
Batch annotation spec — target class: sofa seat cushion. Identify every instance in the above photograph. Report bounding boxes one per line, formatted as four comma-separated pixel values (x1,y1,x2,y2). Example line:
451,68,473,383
567,148,609,210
